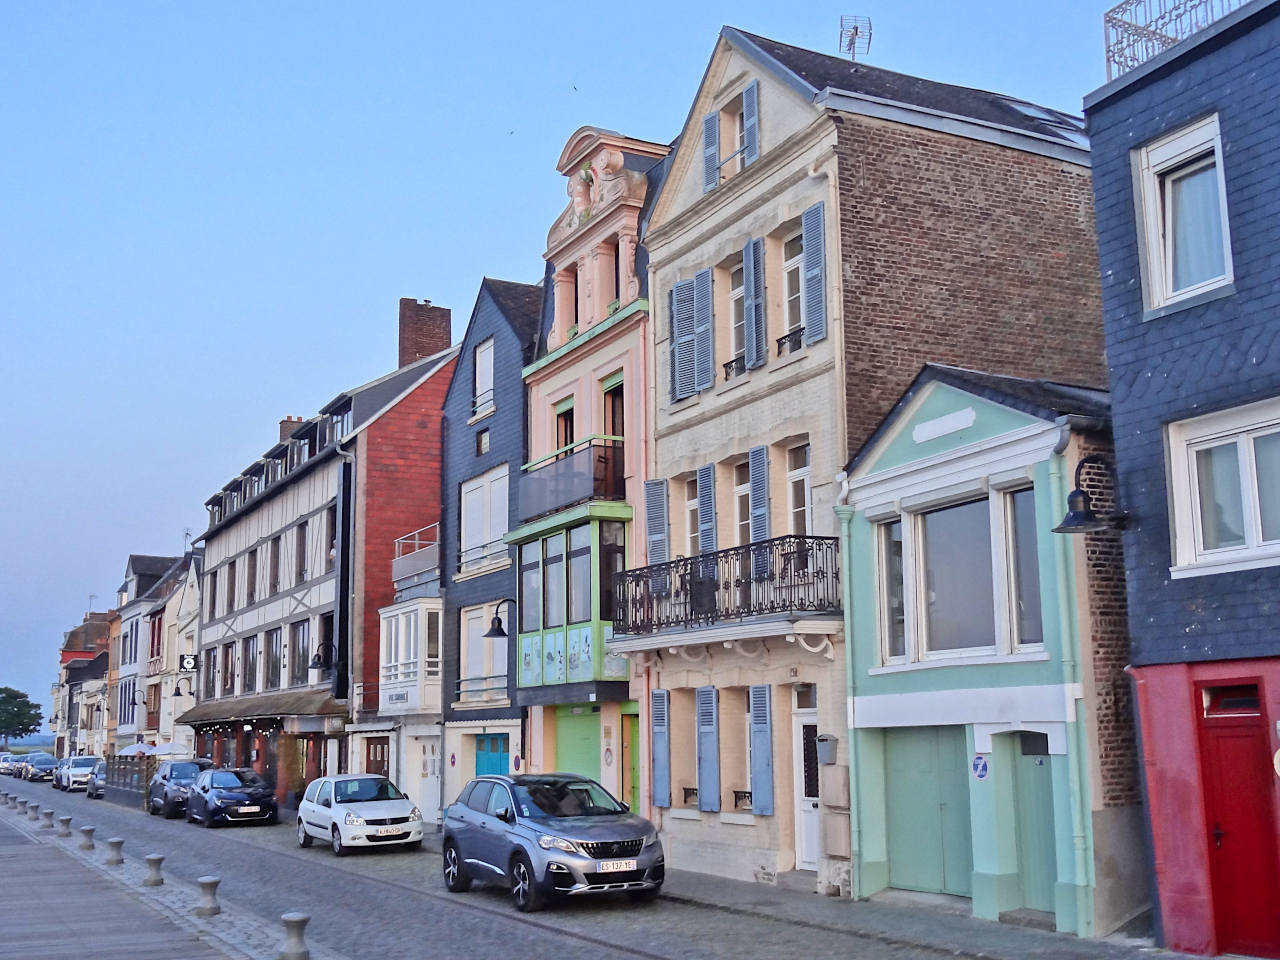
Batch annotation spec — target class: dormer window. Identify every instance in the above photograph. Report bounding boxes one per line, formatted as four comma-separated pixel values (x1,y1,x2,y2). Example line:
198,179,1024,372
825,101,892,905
702,80,759,192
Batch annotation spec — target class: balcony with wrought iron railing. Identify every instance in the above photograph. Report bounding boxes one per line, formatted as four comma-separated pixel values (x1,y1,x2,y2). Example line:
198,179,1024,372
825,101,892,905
518,436,625,522
146,656,165,677
1105,0,1249,79
392,522,440,584
613,534,842,636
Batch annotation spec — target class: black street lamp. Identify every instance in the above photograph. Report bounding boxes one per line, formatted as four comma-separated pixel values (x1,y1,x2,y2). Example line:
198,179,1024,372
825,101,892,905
1052,453,1130,535
482,598,518,639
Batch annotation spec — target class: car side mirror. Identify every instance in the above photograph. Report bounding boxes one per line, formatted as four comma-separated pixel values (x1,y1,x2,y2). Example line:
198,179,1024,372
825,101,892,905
320,798,331,808
620,801,630,812
494,806,513,823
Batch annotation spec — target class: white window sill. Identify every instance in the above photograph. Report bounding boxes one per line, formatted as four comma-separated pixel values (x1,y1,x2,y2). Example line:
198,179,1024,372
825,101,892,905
668,807,702,821
719,811,757,826
770,348,808,374
869,650,1049,675
450,697,511,711
1144,280,1235,322
714,372,750,398
467,406,496,426
1171,550,1280,579
454,557,511,582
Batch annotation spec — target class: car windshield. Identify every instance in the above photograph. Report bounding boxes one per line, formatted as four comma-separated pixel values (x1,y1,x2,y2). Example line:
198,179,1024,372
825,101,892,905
93,762,105,774
512,779,625,818
335,777,403,803
210,770,264,789
170,762,201,780
70,758,97,768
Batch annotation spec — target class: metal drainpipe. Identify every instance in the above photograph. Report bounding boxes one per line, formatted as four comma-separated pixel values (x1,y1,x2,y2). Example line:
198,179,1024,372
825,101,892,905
1050,437,1092,934
835,475,861,899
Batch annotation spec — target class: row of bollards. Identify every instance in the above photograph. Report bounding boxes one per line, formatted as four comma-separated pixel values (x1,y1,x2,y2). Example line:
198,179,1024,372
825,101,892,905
5,788,313,960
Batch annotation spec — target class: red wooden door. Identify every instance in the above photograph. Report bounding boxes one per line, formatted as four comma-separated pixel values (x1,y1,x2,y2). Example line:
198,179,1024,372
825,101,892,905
364,737,389,777
1200,689,1280,958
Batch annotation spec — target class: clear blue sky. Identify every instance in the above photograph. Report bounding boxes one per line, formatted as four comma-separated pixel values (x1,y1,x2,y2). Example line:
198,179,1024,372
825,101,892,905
0,2,1108,722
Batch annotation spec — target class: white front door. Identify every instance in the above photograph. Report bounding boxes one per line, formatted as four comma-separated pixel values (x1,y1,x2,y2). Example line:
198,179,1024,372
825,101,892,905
414,737,443,823
793,708,820,871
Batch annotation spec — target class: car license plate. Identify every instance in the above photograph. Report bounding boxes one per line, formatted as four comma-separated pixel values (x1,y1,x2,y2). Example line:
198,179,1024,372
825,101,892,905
238,805,260,813
376,826,400,837
597,859,637,873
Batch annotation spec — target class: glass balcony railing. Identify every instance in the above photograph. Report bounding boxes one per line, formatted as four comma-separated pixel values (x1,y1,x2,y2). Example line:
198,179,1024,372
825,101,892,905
392,523,440,583
518,437,625,522
613,534,841,635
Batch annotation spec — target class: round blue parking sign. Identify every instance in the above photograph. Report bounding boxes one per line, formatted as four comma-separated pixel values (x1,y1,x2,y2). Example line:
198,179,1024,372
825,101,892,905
971,754,989,781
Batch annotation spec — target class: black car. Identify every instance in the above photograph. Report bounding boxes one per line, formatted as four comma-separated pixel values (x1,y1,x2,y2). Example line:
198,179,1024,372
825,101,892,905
24,754,57,781
147,759,213,818
186,768,278,827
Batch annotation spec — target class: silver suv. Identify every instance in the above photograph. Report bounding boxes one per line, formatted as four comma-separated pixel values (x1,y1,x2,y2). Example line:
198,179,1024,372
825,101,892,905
441,773,664,912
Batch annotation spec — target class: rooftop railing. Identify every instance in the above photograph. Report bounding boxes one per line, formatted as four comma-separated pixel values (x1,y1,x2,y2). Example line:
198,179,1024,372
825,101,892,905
1105,0,1249,79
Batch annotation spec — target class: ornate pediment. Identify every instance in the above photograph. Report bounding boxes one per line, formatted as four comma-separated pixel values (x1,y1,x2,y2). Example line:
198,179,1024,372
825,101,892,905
547,146,651,250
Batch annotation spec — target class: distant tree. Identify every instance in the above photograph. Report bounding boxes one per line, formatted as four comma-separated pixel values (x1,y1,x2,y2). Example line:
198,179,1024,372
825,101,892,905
0,687,43,748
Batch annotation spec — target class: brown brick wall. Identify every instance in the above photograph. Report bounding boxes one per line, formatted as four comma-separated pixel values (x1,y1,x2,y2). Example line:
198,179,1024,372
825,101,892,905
398,299,452,369
832,113,1107,457
354,356,456,711
1076,433,1141,808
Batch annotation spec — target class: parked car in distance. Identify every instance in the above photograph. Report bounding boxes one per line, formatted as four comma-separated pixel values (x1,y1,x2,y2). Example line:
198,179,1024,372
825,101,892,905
58,756,101,791
441,773,664,912
186,768,277,827
23,754,57,781
0,754,14,774
85,759,107,799
297,774,425,857
51,758,70,788
148,759,213,817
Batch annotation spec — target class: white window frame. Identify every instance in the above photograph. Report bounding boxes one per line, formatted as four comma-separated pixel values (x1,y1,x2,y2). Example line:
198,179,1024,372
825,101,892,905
459,464,509,572
1136,113,1232,310
782,232,805,333
787,444,812,535
875,486,1045,667
1168,396,1280,577
473,338,495,416
729,263,746,361
458,602,505,702
734,461,751,546
685,477,700,557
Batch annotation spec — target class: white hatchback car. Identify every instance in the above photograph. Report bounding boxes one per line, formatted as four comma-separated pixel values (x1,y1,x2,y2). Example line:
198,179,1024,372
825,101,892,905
296,774,425,856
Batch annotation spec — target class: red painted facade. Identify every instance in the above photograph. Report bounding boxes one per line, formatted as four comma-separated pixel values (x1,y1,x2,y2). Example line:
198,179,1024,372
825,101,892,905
1131,659,1280,958
354,356,456,712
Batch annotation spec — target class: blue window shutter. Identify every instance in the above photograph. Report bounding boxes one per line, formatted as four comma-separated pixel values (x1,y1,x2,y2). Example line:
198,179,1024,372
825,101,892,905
702,113,720,192
643,479,670,595
742,80,759,167
743,238,765,369
693,268,714,392
749,685,774,815
801,202,827,344
695,685,720,812
748,445,771,578
651,689,671,808
667,288,676,403
696,463,717,555
672,279,696,400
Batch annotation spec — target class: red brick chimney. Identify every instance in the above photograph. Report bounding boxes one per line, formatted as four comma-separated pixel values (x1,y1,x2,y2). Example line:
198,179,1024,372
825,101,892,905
398,299,452,368
279,415,303,442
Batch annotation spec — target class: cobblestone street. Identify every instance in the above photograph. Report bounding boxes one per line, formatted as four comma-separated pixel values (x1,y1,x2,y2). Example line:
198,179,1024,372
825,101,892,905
0,779,1186,960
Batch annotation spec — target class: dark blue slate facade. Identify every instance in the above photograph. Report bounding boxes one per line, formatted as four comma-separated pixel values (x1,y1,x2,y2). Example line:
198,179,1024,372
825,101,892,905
1085,0,1280,668
441,278,544,727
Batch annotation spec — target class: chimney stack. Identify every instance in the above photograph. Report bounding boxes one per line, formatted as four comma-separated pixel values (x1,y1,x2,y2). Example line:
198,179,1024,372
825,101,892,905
279,415,303,443
398,298,452,368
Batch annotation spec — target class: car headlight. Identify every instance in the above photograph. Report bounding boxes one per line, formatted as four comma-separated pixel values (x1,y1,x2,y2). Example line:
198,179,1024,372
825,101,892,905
642,830,659,848
409,806,421,821
175,786,189,796
538,834,578,854
344,812,365,826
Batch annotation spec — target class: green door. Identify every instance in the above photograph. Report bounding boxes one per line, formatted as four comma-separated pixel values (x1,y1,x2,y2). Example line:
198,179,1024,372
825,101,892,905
554,706,601,781
1013,733,1058,913
885,726,973,897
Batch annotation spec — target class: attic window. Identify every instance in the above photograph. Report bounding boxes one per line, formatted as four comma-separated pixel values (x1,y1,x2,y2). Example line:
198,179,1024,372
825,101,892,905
702,80,759,192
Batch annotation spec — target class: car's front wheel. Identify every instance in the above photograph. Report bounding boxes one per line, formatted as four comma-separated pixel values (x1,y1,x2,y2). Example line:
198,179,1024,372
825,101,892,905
331,827,348,857
297,820,312,848
442,842,471,892
510,852,543,913
148,796,159,815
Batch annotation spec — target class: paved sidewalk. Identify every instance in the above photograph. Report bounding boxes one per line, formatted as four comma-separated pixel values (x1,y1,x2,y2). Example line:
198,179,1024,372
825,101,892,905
0,801,347,960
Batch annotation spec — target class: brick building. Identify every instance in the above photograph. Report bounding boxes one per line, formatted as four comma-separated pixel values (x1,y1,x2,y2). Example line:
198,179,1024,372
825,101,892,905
1084,0,1280,954
617,26,1106,896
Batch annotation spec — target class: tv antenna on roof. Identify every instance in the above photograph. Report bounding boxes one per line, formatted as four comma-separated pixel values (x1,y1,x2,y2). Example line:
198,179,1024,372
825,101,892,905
840,15,872,60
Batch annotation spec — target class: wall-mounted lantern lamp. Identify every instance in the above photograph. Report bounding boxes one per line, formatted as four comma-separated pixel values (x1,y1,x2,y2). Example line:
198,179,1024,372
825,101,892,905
1052,453,1130,535
482,598,518,639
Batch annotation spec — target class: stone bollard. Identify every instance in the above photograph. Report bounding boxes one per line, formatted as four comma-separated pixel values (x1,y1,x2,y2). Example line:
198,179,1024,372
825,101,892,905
27,802,40,821
1,790,8,803
40,809,54,829
57,816,72,838
7,794,17,809
105,836,124,866
278,912,311,960
16,799,27,814
143,853,164,887
79,825,95,850
195,876,222,917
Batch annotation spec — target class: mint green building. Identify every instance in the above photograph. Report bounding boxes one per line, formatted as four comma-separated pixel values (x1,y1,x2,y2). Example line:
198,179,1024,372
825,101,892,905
834,366,1148,938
